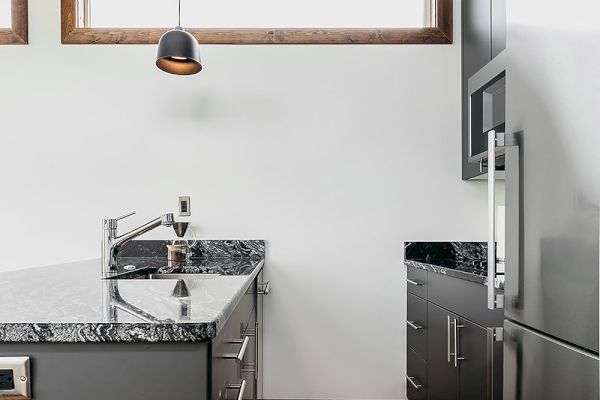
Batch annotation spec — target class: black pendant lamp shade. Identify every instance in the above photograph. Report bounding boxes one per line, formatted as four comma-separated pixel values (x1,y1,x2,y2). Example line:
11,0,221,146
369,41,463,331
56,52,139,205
156,27,202,75
156,0,202,75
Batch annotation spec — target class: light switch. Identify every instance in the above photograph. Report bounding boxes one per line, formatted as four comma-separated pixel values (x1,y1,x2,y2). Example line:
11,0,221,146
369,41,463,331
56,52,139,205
179,196,191,217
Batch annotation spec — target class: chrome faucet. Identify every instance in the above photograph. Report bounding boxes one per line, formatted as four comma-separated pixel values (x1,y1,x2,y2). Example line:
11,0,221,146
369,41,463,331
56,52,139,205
101,211,174,277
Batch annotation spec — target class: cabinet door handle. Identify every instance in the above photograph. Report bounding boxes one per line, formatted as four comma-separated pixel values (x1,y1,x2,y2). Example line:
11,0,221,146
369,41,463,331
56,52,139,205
447,315,453,362
223,336,250,362
406,376,423,389
453,318,465,368
258,281,271,295
406,320,423,330
226,380,247,400
406,279,423,286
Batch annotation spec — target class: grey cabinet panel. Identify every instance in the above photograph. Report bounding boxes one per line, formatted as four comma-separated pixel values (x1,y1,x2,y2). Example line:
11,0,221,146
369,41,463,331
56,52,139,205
462,0,492,179
211,281,257,400
427,303,459,400
457,318,488,400
0,343,208,400
491,0,506,58
406,347,427,400
463,0,492,78
407,293,427,360
503,320,599,400
427,271,503,328
407,267,427,299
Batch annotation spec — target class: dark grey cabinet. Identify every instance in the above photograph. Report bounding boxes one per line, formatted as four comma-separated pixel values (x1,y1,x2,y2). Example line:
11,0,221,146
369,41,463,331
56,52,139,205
0,277,262,400
457,318,488,400
491,0,506,58
461,0,506,180
405,267,503,400
407,294,427,359
211,280,257,400
426,303,459,400
406,347,427,400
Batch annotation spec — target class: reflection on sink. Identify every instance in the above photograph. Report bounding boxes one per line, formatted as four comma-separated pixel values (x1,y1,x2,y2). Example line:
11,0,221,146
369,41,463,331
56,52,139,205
147,273,220,280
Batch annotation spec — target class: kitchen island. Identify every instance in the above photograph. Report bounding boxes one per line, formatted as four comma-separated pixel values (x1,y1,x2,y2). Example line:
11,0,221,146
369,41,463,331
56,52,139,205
0,240,265,400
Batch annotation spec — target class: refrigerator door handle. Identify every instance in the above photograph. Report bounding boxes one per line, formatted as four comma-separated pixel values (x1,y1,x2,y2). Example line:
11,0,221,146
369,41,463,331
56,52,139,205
488,130,502,310
487,130,518,310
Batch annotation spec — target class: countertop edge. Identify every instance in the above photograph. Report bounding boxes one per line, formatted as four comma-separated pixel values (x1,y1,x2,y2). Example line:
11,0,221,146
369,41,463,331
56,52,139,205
404,259,496,287
0,260,265,344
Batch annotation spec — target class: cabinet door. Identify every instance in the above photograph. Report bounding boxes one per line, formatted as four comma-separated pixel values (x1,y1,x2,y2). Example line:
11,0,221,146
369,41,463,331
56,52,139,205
427,303,459,400
491,0,506,58
462,0,493,179
463,0,492,77
457,318,488,400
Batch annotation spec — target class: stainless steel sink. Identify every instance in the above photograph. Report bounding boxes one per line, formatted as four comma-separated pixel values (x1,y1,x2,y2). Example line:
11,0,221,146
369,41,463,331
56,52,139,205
147,273,220,280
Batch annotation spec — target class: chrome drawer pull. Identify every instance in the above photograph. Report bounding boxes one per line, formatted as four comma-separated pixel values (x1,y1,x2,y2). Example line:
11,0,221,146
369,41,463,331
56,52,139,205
406,279,423,286
406,320,423,330
406,376,422,389
223,336,250,362
453,318,465,368
258,281,271,295
226,380,247,400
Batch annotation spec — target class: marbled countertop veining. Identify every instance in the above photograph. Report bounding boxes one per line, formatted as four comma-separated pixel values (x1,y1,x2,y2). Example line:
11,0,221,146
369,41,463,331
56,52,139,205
404,241,504,288
0,241,264,343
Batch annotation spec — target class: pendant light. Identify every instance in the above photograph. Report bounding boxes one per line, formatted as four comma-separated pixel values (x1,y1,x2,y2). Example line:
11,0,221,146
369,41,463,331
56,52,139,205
156,0,202,75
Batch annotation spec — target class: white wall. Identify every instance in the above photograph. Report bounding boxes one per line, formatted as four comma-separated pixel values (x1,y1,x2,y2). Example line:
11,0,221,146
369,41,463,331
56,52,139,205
0,1,497,398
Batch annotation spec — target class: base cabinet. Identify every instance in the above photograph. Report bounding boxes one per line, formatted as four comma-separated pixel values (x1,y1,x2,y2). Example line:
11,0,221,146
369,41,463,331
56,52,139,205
426,303,459,400
406,267,503,400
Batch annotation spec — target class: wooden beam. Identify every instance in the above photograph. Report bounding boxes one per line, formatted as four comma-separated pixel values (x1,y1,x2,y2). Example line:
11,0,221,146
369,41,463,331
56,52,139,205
61,0,453,45
0,0,28,44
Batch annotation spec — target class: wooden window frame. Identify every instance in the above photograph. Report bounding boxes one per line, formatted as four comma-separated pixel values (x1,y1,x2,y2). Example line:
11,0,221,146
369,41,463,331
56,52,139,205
61,0,452,45
0,0,28,44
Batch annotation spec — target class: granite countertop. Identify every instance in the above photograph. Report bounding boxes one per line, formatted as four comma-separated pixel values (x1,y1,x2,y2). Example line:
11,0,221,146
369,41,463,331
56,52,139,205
404,241,504,289
0,240,264,344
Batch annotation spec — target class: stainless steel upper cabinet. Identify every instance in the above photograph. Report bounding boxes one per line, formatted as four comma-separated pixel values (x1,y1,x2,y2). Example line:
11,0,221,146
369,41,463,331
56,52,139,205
504,0,600,352
503,320,599,400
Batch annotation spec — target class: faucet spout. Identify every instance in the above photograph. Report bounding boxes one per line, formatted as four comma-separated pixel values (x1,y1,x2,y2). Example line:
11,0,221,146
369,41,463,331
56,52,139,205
101,212,175,277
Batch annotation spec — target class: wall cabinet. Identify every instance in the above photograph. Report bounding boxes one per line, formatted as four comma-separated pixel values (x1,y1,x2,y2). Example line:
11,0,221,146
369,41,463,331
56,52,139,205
461,0,506,180
405,267,503,400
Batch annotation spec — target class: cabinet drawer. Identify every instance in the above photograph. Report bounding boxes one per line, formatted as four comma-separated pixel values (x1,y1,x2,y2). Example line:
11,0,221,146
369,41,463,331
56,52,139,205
407,267,427,299
407,294,427,360
406,347,427,400
211,280,257,400
427,272,503,327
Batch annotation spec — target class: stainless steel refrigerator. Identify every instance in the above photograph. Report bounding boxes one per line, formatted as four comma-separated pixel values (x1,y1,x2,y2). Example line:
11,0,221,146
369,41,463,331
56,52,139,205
490,1,600,399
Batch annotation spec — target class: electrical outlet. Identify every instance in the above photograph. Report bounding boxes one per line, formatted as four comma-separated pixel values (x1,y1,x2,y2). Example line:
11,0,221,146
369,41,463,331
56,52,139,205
0,357,30,397
179,196,191,217
0,370,14,390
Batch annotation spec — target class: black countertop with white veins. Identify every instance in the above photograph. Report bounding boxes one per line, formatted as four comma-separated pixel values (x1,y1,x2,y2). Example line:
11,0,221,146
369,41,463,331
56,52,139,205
404,241,503,288
0,240,264,343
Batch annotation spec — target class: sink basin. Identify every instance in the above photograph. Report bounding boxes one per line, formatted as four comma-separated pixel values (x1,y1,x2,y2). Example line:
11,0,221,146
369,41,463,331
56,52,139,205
147,273,220,280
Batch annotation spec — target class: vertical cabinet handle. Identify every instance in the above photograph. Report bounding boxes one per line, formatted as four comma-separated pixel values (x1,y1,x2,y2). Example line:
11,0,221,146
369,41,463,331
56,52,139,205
453,318,465,368
406,376,423,389
447,315,453,362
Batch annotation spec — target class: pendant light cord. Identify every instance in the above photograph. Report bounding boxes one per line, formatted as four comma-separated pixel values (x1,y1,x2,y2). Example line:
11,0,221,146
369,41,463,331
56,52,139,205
178,0,181,27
